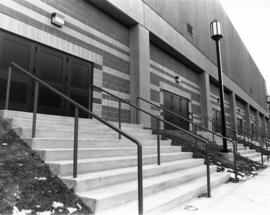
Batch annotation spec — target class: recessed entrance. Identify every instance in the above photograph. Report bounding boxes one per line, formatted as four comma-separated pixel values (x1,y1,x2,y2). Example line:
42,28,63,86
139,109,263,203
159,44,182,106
212,109,221,133
163,90,189,130
0,31,93,116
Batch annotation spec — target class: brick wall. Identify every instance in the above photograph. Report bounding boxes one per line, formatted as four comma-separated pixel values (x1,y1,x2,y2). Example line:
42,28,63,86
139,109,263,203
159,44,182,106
0,0,131,122
210,83,231,122
149,43,201,126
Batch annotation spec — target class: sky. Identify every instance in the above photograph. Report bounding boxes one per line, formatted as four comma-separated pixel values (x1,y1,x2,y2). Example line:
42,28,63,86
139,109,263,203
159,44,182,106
219,0,270,95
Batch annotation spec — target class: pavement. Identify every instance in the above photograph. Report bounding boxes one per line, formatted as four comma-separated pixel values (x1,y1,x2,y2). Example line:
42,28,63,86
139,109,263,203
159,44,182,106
167,162,270,215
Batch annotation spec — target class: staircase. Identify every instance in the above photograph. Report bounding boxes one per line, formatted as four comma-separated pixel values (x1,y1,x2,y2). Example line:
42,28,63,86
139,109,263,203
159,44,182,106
197,131,266,163
1,110,230,214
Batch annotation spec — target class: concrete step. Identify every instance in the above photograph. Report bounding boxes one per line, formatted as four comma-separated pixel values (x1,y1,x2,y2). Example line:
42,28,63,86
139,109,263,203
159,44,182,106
36,146,182,161
97,172,230,215
2,110,230,214
14,127,156,140
241,152,263,160
48,152,193,176
228,145,245,151
79,165,217,213
0,110,143,128
237,149,256,156
26,138,172,149
252,155,268,163
62,159,205,192
9,117,149,133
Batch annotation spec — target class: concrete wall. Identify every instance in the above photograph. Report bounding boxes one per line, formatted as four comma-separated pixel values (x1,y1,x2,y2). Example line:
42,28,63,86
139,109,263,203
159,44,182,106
144,0,268,110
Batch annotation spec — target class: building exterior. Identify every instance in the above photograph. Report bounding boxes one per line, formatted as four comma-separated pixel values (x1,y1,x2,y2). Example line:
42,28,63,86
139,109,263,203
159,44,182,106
0,0,269,136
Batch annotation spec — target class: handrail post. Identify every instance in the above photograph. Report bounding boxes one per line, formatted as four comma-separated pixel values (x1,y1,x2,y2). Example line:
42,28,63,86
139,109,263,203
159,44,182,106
205,143,211,197
136,97,139,124
243,129,246,150
235,138,238,153
260,138,264,166
232,141,238,181
156,118,161,165
118,100,122,139
5,66,12,110
137,144,143,215
266,139,269,162
212,122,214,142
73,107,79,178
194,125,198,156
32,81,39,138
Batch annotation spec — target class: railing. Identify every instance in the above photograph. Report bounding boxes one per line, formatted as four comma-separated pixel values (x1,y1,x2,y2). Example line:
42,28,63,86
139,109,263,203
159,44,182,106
136,97,238,180
92,85,212,197
205,116,267,165
5,63,144,215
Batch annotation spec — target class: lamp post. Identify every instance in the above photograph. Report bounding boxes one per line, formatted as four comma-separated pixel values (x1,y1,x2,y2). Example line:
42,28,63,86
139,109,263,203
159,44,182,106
210,20,228,152
266,96,270,135
266,95,270,106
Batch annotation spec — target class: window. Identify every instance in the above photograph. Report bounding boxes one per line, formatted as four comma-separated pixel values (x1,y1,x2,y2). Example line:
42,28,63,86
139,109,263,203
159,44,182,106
187,23,193,36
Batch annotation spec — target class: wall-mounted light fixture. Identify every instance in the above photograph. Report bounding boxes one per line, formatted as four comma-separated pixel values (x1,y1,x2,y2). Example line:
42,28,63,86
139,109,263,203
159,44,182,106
51,12,65,28
175,76,181,84
237,108,241,114
266,95,270,104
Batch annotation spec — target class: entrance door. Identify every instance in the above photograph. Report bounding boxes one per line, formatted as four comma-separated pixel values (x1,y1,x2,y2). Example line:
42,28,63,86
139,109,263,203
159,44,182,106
163,91,189,130
35,45,66,115
0,31,93,116
251,123,255,136
212,109,221,133
237,118,243,134
66,56,93,117
0,32,35,111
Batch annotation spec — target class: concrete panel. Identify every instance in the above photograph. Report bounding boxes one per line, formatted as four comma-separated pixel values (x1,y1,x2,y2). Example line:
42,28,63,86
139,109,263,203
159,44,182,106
130,24,151,127
228,92,237,129
101,0,144,24
199,72,211,129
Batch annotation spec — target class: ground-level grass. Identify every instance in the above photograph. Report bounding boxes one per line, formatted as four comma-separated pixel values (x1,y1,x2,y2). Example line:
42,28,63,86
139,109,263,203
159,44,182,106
0,119,92,215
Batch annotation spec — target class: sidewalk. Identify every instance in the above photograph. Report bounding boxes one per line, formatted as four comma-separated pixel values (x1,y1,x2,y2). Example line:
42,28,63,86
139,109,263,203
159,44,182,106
167,163,270,215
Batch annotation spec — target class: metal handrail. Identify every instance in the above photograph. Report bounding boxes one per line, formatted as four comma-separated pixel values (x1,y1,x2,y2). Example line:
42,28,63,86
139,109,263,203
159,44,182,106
205,115,267,164
91,85,235,196
6,63,143,215
198,113,266,164
136,97,239,179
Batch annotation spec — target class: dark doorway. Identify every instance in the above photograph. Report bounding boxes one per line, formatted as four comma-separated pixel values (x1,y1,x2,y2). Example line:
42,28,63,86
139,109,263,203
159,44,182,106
0,31,93,117
251,123,255,136
35,45,67,115
0,31,35,111
66,56,93,117
212,109,221,133
163,90,189,130
237,118,243,134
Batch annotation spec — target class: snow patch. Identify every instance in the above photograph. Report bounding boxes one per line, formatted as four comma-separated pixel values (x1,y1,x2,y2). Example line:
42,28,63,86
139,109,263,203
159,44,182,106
67,207,77,214
37,211,51,215
184,204,198,211
34,177,47,181
52,201,64,208
77,203,82,210
12,206,31,215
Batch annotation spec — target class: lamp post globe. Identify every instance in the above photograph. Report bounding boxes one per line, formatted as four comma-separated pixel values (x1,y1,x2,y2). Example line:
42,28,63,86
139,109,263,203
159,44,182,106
210,20,223,41
266,95,270,104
